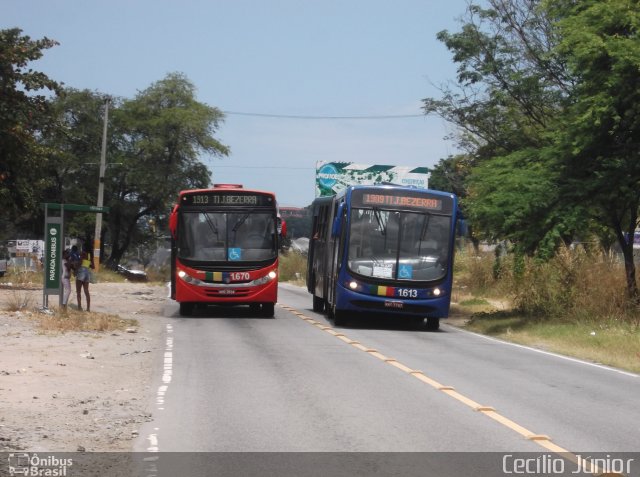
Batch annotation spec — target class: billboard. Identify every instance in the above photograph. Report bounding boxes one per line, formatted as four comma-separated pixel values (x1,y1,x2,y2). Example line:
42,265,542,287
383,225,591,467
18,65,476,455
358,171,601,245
315,161,430,197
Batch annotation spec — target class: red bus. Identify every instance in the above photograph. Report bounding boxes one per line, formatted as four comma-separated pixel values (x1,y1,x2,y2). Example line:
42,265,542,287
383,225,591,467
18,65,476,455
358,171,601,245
168,184,286,317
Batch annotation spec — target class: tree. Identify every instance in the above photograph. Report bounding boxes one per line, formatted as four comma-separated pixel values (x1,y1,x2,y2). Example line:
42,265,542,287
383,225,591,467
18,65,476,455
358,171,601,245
428,154,471,198
105,73,229,265
553,0,640,300
425,0,640,300
39,89,114,244
429,154,480,249
423,1,582,257
0,28,62,233
423,0,572,159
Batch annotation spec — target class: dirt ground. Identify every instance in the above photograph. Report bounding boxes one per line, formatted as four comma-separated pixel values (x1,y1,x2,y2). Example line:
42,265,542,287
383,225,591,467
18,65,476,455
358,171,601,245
0,281,168,453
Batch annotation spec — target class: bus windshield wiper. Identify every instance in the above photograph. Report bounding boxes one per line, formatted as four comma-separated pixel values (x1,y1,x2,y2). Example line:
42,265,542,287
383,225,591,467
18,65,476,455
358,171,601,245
372,207,386,236
204,214,219,236
232,213,250,232
419,212,432,241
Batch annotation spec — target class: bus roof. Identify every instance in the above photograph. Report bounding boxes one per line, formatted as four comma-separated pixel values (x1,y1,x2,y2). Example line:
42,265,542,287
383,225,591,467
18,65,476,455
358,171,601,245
177,185,277,199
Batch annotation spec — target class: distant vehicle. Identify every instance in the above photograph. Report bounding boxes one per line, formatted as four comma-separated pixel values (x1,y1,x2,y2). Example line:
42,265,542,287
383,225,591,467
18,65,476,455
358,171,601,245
116,265,148,282
0,245,8,278
168,184,286,317
307,184,459,330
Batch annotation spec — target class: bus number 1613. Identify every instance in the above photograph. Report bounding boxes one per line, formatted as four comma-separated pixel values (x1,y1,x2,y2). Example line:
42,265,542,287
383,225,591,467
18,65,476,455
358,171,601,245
397,288,418,298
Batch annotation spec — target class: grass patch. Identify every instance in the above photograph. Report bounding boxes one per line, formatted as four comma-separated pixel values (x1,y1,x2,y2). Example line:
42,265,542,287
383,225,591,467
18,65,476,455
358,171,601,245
39,307,139,333
465,311,640,373
460,298,491,307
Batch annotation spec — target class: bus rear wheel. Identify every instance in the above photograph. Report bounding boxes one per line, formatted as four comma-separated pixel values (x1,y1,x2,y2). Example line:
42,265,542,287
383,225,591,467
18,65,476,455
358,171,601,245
312,295,324,312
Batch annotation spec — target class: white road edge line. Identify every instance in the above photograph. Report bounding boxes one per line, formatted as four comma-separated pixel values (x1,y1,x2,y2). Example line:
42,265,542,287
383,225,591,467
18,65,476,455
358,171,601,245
443,323,639,378
147,323,174,452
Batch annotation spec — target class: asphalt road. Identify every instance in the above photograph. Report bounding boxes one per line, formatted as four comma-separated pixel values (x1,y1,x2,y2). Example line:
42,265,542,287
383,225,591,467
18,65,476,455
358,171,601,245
133,283,640,475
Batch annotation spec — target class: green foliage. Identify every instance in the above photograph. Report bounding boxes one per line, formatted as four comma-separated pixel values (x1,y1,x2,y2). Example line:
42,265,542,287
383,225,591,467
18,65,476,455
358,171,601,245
426,0,640,299
105,73,229,265
428,154,471,197
40,89,111,239
0,28,62,227
554,0,640,298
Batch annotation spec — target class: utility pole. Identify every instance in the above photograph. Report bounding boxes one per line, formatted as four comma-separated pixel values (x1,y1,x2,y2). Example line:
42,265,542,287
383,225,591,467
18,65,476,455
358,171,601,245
93,97,110,272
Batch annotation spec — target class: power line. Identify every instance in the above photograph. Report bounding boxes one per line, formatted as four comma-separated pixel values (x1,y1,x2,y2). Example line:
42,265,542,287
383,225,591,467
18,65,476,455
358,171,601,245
213,165,312,169
222,110,424,120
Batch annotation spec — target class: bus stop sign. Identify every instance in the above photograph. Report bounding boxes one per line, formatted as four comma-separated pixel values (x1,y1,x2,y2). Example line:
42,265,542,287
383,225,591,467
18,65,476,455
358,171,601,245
44,218,62,294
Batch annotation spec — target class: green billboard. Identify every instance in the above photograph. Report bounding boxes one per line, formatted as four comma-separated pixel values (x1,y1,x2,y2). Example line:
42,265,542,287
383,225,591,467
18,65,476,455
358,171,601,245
315,161,430,197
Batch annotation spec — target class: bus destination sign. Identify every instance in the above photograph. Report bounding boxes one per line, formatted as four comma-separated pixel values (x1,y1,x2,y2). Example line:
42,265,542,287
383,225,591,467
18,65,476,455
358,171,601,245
182,193,273,207
361,193,443,211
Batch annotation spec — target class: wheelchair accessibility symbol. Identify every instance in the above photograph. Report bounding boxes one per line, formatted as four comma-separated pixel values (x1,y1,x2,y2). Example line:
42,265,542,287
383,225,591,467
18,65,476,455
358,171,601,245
398,264,413,279
228,248,242,261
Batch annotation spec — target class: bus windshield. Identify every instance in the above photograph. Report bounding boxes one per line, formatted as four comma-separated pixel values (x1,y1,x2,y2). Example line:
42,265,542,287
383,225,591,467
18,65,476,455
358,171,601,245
178,211,277,262
347,208,451,282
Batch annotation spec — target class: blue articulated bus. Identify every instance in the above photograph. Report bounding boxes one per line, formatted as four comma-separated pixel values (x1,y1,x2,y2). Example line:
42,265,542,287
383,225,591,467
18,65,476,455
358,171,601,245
307,184,458,330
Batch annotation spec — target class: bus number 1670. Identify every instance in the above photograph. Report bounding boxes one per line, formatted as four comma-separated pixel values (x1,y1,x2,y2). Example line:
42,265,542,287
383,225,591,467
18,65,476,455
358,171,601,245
230,272,250,281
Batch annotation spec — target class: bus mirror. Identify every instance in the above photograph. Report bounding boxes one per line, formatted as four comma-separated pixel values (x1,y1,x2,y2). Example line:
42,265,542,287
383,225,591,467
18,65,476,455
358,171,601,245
331,203,344,237
278,217,287,237
169,205,178,239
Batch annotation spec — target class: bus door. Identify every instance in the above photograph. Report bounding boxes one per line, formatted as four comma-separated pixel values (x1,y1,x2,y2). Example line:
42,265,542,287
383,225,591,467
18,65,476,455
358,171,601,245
328,199,346,308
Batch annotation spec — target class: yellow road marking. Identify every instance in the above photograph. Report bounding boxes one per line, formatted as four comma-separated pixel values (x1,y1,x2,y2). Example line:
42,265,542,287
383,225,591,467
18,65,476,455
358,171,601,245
277,303,625,476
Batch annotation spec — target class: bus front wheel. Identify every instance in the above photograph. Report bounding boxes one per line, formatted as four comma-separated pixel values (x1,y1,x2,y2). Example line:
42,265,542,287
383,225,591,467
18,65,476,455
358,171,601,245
261,303,275,318
179,302,194,316
332,306,348,327
425,317,440,331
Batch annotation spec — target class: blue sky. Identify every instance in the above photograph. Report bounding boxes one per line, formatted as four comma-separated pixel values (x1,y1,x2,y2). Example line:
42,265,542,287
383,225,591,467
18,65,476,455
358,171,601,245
4,0,471,207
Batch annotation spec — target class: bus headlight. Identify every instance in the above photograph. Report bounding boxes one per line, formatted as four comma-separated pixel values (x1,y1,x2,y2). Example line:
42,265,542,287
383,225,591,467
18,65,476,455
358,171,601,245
178,269,200,285
349,281,358,290
253,271,277,285
432,288,442,296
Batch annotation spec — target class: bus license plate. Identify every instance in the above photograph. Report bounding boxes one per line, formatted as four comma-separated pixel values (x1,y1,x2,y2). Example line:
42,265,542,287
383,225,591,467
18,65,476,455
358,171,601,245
384,300,404,309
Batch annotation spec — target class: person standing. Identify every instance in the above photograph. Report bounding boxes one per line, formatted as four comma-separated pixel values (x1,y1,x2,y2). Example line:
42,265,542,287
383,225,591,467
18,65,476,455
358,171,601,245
75,246,93,311
61,249,73,310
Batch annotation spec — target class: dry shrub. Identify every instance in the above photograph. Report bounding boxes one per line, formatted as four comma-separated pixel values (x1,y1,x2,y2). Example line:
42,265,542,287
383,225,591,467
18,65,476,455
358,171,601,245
5,290,34,312
455,243,638,324
278,251,307,283
507,246,636,323
39,308,138,333
453,246,506,297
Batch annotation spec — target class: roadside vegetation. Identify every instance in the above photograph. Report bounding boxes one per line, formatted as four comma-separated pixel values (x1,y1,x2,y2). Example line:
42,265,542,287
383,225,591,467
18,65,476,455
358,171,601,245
452,246,640,373
1,267,139,333
278,251,307,286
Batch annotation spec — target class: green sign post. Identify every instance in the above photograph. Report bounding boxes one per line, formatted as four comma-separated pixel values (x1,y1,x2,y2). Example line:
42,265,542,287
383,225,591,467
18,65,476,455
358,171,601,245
44,218,62,293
